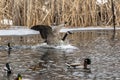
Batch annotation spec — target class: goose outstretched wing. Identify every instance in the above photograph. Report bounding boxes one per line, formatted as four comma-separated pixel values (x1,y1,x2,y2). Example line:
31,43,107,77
31,25,53,40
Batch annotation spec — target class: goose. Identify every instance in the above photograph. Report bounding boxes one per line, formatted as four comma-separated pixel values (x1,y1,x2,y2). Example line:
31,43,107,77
31,22,72,46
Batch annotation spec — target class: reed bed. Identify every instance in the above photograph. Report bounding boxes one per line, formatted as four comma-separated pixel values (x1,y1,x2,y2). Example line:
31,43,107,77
0,0,120,28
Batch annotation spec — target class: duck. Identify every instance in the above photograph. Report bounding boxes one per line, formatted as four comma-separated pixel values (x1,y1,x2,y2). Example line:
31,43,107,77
66,58,91,71
15,73,31,80
31,22,72,46
8,43,12,50
7,42,12,55
29,61,46,71
15,73,22,80
4,63,12,76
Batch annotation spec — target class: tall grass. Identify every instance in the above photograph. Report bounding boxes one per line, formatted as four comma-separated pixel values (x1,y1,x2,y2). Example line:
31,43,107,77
0,0,120,28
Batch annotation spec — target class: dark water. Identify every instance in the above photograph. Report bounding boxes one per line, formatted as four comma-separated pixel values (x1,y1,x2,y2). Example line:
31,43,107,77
0,37,120,80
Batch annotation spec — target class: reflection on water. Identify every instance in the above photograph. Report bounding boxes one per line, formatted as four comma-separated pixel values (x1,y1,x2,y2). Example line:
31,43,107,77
0,37,120,80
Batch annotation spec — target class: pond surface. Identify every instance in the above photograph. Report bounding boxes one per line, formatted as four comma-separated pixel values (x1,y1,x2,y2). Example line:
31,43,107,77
0,37,120,80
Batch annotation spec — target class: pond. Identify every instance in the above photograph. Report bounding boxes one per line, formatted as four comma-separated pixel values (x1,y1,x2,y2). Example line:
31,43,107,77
0,36,120,80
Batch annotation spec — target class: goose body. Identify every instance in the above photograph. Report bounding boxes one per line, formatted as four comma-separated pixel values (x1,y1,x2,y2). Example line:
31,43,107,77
31,22,70,46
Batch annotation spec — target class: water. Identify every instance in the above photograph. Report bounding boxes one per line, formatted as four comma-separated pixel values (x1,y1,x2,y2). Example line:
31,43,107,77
0,37,120,80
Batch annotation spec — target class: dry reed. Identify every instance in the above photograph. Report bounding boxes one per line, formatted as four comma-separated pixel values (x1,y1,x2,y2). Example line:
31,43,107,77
0,0,120,28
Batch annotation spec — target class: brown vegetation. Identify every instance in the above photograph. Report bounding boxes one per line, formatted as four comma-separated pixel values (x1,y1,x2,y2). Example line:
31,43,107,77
0,0,120,28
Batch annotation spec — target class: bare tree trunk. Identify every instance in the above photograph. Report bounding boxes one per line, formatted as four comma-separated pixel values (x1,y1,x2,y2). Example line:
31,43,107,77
111,0,116,40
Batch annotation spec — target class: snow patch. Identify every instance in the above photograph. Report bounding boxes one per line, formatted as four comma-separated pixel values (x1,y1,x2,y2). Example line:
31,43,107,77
96,0,108,5
1,19,13,25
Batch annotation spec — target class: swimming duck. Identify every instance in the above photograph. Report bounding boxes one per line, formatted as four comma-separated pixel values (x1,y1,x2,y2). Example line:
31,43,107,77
29,61,46,71
31,22,72,46
8,43,12,50
4,63,12,76
66,58,91,69
7,43,12,55
15,73,31,80
15,73,22,80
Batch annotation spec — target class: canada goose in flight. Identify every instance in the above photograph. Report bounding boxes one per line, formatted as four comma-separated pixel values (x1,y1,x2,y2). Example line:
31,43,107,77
31,22,72,46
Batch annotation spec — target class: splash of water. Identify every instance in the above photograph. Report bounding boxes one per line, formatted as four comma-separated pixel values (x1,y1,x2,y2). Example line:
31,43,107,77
32,42,79,52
